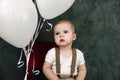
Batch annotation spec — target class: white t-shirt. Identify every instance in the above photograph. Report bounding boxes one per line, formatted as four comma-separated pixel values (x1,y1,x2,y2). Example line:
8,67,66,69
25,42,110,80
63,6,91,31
45,48,85,75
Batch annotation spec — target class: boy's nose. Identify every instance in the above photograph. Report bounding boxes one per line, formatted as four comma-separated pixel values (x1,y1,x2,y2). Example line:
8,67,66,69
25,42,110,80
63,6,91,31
60,33,63,37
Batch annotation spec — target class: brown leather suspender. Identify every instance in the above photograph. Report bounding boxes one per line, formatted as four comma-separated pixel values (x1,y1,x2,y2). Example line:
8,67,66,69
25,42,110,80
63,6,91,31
56,47,60,75
70,48,76,77
55,47,76,77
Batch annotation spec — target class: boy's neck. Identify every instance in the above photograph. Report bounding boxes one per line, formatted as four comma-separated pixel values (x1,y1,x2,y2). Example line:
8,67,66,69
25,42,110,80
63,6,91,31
59,45,72,50
59,46,73,58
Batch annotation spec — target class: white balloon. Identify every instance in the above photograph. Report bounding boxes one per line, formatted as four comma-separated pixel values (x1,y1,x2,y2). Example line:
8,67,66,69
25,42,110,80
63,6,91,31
0,0,38,48
36,0,75,19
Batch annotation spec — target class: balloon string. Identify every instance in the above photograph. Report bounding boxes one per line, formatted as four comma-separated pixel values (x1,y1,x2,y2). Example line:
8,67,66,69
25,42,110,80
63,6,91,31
21,18,51,80
32,55,35,72
30,18,41,49
23,18,46,80
17,47,30,69
27,18,45,56
31,18,45,51
30,18,45,75
45,20,53,31
18,46,32,80
23,47,31,80
32,55,40,75
19,1,46,79
17,50,24,68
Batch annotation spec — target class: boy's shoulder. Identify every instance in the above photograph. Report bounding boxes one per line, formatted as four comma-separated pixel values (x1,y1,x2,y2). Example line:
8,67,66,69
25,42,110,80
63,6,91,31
73,48,84,54
48,47,56,52
73,47,81,51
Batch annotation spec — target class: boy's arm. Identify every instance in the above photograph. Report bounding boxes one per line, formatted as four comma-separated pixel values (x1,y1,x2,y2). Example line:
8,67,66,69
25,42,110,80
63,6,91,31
75,64,87,80
43,61,60,80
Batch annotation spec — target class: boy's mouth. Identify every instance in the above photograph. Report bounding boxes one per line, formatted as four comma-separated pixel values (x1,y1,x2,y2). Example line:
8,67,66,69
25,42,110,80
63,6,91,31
60,39,65,42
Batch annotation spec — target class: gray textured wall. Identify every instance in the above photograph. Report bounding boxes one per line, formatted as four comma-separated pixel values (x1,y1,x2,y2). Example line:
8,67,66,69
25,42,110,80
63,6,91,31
0,0,120,80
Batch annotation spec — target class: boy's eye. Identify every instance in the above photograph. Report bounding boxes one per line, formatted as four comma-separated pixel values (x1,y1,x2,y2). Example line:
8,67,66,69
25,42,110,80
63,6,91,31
55,32,59,35
64,31,68,33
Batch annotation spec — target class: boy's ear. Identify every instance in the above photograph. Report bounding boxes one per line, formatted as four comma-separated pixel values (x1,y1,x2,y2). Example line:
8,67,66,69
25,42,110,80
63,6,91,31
73,33,76,40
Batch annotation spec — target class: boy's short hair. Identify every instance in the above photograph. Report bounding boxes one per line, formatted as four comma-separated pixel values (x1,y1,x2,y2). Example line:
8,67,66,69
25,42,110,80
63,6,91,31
53,20,76,33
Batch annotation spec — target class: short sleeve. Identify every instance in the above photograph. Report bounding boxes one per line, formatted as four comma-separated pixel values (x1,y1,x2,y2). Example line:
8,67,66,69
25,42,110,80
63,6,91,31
76,49,85,65
45,48,55,64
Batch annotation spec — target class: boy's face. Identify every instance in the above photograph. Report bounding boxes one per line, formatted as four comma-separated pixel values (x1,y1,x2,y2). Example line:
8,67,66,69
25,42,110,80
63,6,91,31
54,22,76,47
